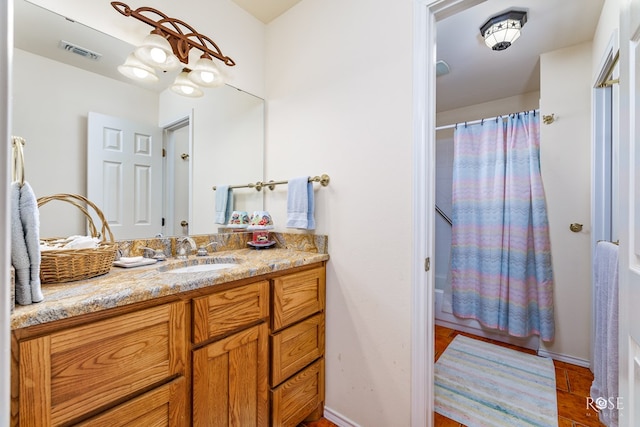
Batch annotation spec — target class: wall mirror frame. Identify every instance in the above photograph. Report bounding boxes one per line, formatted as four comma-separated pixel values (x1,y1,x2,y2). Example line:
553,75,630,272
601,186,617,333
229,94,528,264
12,0,265,240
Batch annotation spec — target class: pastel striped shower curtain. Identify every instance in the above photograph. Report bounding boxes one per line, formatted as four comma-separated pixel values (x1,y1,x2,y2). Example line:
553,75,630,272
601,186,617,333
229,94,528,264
450,111,555,342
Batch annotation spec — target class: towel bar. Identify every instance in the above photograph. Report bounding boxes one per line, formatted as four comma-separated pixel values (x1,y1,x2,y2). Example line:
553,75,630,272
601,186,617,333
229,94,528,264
212,174,330,192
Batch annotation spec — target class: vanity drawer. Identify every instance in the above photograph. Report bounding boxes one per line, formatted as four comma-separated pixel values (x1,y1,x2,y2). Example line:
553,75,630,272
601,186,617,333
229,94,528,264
193,280,269,344
17,302,187,426
272,267,325,332
75,376,186,426
271,313,324,386
271,358,325,427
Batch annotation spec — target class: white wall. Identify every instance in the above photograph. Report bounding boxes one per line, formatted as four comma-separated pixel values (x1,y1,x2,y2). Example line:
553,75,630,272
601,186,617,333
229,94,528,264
539,42,593,363
265,0,413,424
593,0,622,74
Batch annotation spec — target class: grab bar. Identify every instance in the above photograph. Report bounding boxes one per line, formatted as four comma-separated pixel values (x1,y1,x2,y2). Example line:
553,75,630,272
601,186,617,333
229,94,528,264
435,204,452,226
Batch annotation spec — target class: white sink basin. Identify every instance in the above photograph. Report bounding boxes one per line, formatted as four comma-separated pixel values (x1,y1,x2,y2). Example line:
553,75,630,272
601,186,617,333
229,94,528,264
166,263,236,274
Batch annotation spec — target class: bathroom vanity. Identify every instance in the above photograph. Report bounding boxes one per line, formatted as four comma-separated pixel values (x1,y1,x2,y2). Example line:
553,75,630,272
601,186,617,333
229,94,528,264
10,238,328,426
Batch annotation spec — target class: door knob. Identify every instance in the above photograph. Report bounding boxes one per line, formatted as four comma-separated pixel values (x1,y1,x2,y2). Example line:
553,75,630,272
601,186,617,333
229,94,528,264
569,223,583,232
180,220,188,227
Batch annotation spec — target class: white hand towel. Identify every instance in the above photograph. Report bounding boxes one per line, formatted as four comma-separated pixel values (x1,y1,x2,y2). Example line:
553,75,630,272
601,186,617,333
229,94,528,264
590,241,619,427
19,182,44,303
286,176,315,230
11,182,31,305
214,185,234,224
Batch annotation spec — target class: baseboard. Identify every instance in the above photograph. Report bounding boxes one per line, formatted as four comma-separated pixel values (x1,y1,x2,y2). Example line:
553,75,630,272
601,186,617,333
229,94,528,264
537,348,591,369
323,406,361,427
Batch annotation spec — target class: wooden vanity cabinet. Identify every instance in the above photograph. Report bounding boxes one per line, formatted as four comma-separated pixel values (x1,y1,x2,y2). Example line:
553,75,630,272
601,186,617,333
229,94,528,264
11,262,327,427
191,280,270,426
12,301,188,426
270,266,326,427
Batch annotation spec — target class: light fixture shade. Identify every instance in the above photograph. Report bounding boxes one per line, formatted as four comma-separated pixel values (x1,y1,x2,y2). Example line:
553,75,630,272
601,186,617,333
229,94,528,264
480,10,527,51
134,33,180,70
117,53,159,83
188,56,225,88
170,70,204,97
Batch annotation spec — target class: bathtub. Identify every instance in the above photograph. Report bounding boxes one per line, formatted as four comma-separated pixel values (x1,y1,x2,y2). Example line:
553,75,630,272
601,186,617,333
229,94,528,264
434,287,539,351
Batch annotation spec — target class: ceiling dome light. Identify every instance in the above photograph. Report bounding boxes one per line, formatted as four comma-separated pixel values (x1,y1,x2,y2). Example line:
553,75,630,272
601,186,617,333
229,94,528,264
134,32,180,70
171,69,203,97
188,55,224,88
480,10,527,51
117,53,159,83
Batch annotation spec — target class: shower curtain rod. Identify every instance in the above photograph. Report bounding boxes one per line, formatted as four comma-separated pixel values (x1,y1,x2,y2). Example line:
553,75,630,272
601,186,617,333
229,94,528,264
435,109,542,131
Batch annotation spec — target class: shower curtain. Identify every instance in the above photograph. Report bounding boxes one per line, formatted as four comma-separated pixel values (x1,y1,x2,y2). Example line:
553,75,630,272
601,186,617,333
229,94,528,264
450,111,555,342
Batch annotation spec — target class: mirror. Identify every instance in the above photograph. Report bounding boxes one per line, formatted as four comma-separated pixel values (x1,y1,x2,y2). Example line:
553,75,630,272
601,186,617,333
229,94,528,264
12,0,265,240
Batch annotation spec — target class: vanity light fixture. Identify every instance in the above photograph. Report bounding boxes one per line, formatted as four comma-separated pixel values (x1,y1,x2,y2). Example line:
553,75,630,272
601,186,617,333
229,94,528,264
480,10,527,51
111,2,235,96
171,69,204,98
117,53,159,83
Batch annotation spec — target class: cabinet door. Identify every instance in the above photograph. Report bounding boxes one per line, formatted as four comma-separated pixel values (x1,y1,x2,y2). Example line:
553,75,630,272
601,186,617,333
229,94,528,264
18,302,187,426
272,267,325,332
193,323,269,426
75,377,186,426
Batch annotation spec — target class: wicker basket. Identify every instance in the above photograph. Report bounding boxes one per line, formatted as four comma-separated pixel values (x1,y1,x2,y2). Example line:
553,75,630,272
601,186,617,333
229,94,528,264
37,194,117,284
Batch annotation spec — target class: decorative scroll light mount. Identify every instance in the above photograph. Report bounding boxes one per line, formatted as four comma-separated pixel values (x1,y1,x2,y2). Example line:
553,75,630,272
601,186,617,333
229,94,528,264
111,2,235,95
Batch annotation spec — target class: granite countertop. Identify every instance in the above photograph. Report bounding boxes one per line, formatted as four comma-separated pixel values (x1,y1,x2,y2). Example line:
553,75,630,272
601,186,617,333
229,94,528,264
11,247,329,330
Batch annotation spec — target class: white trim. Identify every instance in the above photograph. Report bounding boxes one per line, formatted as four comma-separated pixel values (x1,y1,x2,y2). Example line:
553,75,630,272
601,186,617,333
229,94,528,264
323,406,362,427
536,349,591,369
411,2,433,426
1,1,12,425
412,2,488,426
590,30,619,373
161,112,193,237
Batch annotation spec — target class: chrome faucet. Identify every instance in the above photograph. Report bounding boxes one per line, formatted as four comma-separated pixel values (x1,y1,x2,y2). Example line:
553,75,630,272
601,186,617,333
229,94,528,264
141,247,167,261
177,237,196,259
197,241,219,256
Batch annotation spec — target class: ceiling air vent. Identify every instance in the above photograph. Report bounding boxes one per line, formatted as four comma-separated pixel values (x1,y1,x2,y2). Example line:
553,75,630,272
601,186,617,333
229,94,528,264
58,40,102,61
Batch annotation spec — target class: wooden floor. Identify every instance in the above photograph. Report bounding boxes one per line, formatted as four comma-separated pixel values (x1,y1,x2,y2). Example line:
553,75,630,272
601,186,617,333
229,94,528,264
435,325,606,427
300,325,606,427
299,419,339,427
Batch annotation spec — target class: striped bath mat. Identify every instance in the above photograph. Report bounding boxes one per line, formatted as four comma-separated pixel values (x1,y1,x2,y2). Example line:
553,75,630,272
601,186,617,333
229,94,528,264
435,335,558,427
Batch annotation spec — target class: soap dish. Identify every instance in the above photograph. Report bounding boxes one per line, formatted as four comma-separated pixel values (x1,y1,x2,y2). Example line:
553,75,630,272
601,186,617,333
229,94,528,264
113,258,158,268
247,240,276,249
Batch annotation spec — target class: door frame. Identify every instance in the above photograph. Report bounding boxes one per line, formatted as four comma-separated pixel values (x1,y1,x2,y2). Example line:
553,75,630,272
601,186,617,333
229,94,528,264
591,31,619,370
411,1,486,426
1,0,11,423
161,113,193,238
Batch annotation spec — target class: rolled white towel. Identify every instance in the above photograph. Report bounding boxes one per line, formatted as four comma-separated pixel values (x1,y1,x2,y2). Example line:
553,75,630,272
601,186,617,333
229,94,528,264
63,236,101,250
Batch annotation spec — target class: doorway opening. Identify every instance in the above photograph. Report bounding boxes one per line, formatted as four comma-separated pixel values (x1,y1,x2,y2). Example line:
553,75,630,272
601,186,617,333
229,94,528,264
162,115,192,237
